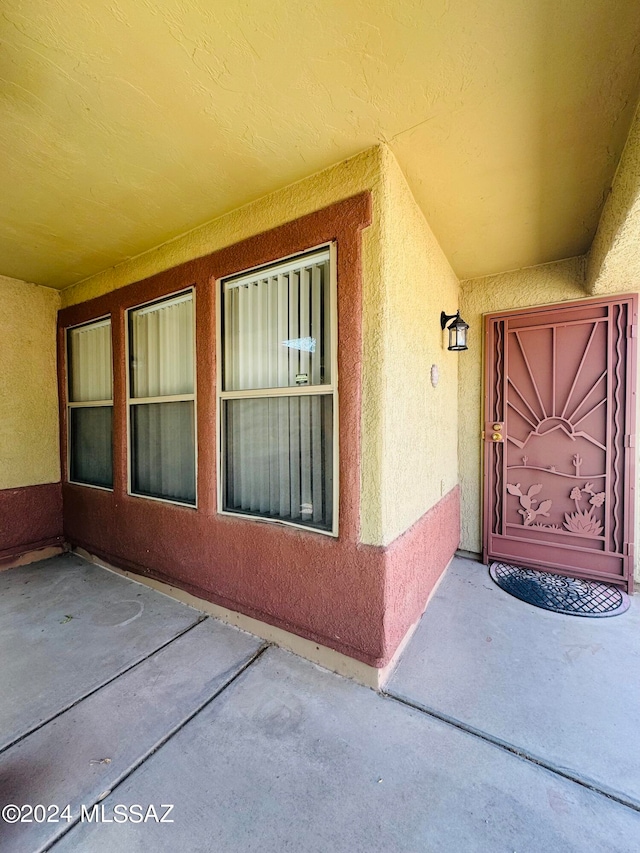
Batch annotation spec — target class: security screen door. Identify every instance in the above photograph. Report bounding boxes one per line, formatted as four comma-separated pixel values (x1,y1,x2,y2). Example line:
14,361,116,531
483,296,637,592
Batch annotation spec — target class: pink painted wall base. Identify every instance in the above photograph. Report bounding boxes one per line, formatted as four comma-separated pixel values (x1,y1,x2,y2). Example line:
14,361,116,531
63,486,460,668
383,486,461,660
0,481,459,667
0,483,64,566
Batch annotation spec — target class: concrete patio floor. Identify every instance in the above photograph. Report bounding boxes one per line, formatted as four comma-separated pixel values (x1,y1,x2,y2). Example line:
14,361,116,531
1,554,638,852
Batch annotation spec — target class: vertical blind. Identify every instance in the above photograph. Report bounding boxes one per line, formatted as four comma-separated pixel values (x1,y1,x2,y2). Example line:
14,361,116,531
130,293,194,398
67,319,113,488
129,293,196,505
224,396,333,527
223,253,331,391
68,320,112,403
130,402,195,503
221,250,335,531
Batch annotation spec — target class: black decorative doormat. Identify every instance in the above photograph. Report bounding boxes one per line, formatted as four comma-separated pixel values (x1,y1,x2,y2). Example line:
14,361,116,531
489,562,630,617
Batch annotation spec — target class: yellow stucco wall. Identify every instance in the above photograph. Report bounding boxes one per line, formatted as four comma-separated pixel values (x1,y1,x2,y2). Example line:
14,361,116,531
0,276,61,489
587,103,640,296
372,149,460,546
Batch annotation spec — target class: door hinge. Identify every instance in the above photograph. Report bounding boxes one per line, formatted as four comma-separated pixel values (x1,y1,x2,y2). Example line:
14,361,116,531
625,434,635,448
624,543,634,557
627,324,637,338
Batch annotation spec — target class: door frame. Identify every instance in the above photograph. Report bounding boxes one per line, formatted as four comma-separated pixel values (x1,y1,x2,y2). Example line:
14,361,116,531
482,293,638,593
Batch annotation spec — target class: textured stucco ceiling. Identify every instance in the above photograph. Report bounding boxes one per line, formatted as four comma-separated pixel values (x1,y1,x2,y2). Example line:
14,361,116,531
2,0,640,288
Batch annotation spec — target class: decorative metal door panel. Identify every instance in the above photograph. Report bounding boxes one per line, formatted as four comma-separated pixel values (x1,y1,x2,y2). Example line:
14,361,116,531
483,296,637,592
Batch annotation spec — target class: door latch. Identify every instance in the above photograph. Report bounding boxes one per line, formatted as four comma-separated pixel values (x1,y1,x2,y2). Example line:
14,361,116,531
485,422,504,442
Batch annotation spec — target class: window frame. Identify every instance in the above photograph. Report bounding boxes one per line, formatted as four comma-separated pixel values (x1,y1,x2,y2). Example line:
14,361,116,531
125,288,198,509
65,315,114,492
216,242,339,536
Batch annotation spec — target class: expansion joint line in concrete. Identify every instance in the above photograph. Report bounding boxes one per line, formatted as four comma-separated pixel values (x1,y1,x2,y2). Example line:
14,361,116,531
39,642,269,852
383,693,640,815
0,615,208,759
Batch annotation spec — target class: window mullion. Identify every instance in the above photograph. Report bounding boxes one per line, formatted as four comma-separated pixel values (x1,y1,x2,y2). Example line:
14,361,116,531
129,393,194,405
220,385,334,401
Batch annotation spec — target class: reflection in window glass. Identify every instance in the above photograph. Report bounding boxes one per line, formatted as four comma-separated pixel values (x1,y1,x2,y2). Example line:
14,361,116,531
222,250,330,392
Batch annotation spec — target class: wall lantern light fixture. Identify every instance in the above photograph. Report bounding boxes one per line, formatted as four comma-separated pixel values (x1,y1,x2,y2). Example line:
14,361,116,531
440,311,469,352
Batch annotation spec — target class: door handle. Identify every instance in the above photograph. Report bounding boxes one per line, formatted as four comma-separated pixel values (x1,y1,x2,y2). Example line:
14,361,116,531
484,422,504,442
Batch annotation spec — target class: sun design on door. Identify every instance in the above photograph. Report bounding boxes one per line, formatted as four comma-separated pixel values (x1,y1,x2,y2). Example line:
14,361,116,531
503,319,612,540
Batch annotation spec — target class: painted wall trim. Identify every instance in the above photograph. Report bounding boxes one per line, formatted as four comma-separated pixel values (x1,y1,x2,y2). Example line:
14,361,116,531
57,194,460,668
64,485,460,668
0,483,64,565
59,194,389,665
75,547,384,689
75,545,454,690
383,485,461,660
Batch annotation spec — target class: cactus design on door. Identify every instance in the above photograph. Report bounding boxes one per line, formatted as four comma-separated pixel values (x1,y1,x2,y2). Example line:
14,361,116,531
483,296,637,591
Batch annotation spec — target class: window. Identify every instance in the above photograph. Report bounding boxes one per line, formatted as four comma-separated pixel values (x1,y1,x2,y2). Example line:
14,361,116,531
67,318,113,489
219,246,337,533
127,291,196,506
